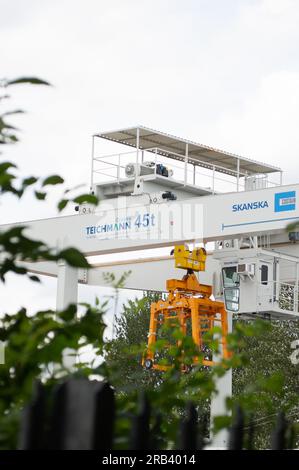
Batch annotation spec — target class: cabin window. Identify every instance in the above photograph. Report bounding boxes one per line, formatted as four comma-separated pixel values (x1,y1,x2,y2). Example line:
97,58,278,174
222,266,240,312
261,265,268,285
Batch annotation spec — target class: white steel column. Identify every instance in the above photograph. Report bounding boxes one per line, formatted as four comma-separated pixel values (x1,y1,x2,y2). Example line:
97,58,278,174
90,135,95,191
56,261,79,370
236,158,240,191
56,260,78,310
136,127,140,169
210,311,233,448
184,143,189,185
212,165,215,194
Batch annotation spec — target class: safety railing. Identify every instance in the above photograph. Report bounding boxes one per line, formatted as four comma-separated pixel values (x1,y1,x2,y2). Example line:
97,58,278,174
91,147,281,194
257,280,299,314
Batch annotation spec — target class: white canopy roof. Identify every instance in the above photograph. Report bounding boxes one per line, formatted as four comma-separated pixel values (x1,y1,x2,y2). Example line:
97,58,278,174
96,126,281,177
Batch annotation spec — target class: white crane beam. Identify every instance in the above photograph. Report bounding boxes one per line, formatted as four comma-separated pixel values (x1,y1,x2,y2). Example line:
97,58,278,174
1,184,298,260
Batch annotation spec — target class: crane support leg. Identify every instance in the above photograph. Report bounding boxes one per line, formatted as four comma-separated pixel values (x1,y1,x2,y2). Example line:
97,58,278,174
210,310,233,448
56,260,78,310
56,261,79,370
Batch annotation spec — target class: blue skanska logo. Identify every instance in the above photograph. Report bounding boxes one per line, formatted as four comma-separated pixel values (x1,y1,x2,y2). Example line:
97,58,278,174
274,191,296,212
232,200,269,212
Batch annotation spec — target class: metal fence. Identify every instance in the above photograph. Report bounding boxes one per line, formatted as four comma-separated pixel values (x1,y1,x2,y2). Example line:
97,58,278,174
19,378,295,450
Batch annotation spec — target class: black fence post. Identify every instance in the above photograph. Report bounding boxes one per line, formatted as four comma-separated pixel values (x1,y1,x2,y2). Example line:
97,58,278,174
286,423,296,450
149,413,163,450
178,402,198,450
246,416,255,450
271,412,287,450
92,382,115,450
228,406,244,450
48,378,102,449
130,393,151,450
47,381,68,449
19,382,46,449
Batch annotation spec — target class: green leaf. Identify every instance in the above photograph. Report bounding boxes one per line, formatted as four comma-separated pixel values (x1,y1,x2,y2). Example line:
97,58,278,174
34,191,46,200
0,162,17,173
59,304,77,321
73,194,98,205
6,77,51,86
57,199,68,211
59,247,90,268
28,275,41,283
42,175,64,187
22,176,37,187
213,415,232,433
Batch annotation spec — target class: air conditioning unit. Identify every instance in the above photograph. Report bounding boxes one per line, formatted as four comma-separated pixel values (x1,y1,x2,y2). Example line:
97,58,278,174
125,162,155,178
245,176,267,190
125,161,173,178
237,263,255,277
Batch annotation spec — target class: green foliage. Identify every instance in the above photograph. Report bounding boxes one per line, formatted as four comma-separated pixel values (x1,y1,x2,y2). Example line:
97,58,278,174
73,194,98,205
0,76,102,448
103,271,132,289
104,292,215,448
0,224,91,281
105,296,299,449
59,247,90,268
0,77,50,146
233,319,299,448
105,292,163,391
0,302,107,449
5,77,51,86
42,175,64,187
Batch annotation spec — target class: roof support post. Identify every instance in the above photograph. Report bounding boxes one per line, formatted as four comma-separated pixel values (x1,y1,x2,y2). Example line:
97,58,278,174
117,154,120,182
212,165,215,194
136,127,140,174
90,135,95,191
184,143,188,186
236,158,240,192
193,164,196,185
280,171,283,186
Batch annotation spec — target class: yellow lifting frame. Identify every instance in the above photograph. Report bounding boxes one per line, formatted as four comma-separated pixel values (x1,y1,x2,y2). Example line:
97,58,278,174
142,245,230,372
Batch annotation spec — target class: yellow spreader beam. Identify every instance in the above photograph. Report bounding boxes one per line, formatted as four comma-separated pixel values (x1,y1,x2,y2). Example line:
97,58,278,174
173,245,207,272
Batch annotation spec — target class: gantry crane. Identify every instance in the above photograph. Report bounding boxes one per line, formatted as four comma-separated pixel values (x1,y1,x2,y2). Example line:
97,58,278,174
142,245,230,372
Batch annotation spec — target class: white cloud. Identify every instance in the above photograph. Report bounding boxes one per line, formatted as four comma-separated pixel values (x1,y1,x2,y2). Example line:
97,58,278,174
202,70,299,181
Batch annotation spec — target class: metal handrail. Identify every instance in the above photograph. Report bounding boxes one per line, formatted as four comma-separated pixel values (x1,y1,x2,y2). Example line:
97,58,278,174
145,146,248,177
91,148,281,192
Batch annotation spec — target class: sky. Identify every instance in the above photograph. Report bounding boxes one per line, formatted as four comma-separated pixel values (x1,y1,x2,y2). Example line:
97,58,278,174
1,0,299,320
